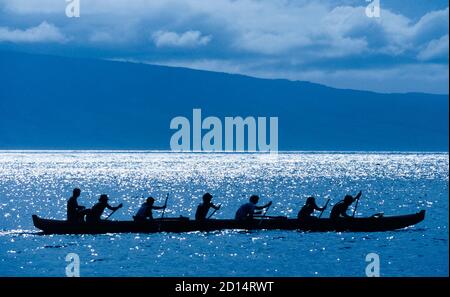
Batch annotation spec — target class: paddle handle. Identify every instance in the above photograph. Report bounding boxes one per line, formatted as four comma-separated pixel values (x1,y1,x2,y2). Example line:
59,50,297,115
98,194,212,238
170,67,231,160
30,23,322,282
105,208,118,221
161,193,169,220
352,197,360,217
319,199,331,218
262,203,272,217
207,204,221,219
258,203,272,226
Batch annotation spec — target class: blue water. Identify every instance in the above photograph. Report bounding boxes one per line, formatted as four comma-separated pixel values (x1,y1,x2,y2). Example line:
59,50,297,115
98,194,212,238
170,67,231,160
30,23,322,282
0,151,448,276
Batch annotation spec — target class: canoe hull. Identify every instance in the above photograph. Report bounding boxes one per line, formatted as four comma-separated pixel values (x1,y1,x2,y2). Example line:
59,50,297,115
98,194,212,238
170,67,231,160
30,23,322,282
32,210,426,234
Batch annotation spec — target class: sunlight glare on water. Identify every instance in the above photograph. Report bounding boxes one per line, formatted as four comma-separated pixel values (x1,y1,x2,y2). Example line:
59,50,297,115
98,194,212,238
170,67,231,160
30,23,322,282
0,151,448,276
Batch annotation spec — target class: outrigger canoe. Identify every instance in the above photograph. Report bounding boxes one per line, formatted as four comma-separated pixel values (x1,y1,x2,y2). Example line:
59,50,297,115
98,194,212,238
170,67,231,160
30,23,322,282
32,210,425,234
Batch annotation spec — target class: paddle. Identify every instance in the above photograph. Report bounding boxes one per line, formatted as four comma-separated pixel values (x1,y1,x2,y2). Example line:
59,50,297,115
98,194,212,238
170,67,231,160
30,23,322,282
158,194,169,232
352,193,362,218
105,209,117,220
262,203,272,217
105,203,122,221
319,199,331,218
160,193,169,220
207,204,221,219
258,203,272,226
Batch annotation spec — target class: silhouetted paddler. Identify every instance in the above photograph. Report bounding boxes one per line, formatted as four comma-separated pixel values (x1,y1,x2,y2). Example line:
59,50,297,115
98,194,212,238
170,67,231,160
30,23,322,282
195,193,220,220
134,197,167,221
235,195,272,220
330,191,362,219
298,196,326,220
86,194,123,223
67,188,88,222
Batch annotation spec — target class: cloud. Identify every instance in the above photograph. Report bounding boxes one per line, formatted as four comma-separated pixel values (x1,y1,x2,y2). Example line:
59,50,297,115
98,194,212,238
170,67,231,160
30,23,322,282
0,21,66,43
417,35,449,61
413,8,449,43
322,6,449,57
1,1,447,58
0,0,448,93
152,30,211,48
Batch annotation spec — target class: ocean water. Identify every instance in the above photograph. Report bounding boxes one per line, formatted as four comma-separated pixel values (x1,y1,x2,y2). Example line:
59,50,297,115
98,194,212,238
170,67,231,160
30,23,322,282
0,151,448,277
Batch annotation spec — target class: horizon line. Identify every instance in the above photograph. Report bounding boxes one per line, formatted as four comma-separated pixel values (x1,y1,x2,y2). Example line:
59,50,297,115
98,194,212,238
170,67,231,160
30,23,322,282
0,149,448,154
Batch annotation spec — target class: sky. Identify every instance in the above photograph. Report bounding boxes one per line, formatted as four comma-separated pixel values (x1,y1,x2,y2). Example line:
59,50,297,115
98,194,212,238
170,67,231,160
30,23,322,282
0,0,448,94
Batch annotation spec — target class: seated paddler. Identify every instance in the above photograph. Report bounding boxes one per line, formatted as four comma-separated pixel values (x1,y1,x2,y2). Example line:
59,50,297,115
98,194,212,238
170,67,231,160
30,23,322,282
235,195,272,220
195,193,221,220
330,191,362,219
67,188,89,222
297,196,327,220
134,197,167,222
85,194,123,223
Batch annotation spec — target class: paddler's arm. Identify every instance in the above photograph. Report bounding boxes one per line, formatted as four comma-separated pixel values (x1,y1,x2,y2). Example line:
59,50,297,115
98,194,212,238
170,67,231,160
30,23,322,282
152,204,166,210
255,201,272,210
106,203,123,211
313,201,325,211
211,203,221,210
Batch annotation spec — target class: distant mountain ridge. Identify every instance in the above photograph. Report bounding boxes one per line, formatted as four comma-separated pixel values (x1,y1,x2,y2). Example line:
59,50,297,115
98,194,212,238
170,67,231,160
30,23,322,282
0,51,448,151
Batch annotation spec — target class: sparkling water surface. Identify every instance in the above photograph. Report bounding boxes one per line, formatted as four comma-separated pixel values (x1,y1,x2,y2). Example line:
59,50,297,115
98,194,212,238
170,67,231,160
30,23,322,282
0,151,448,276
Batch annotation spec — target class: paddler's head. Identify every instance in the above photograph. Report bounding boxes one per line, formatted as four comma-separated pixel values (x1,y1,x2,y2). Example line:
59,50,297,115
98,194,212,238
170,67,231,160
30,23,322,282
73,188,81,198
99,194,109,203
249,195,259,204
344,195,354,205
202,193,213,203
306,196,315,205
146,197,155,205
